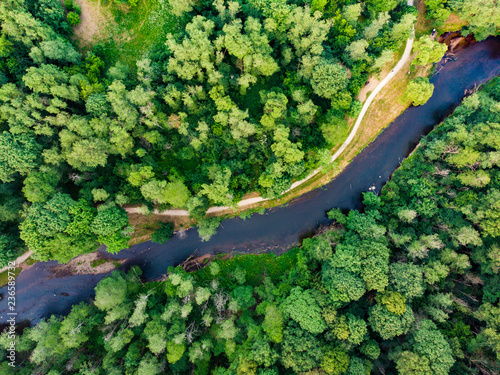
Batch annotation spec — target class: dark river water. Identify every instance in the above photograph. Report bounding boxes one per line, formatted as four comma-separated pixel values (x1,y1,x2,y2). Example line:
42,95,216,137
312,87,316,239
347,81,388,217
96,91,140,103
2,37,500,325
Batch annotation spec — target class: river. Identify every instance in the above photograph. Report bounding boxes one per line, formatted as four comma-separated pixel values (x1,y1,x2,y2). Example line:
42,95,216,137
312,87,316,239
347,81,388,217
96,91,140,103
1,36,500,325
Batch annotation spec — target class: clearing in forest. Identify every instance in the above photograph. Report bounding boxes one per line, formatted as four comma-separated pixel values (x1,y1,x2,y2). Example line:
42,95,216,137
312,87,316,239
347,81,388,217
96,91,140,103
72,0,183,65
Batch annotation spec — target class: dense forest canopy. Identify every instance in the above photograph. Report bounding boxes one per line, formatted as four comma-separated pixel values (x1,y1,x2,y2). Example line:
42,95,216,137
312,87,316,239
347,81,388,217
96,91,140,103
3,77,500,375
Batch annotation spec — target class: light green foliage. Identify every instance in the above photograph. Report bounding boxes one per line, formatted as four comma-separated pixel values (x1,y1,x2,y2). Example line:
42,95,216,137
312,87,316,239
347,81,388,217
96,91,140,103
379,291,407,315
282,287,327,334
137,353,161,375
91,188,109,202
425,0,451,27
389,263,425,300
407,320,454,375
412,37,447,66
262,304,284,343
281,324,323,373
390,13,416,43
322,266,366,303
346,39,370,61
85,93,109,117
0,132,41,183
449,0,500,41
200,167,232,206
66,12,80,26
343,3,363,23
20,193,98,261
143,317,168,354
129,294,149,327
91,206,129,238
58,302,96,349
403,77,434,106
94,272,128,311
309,58,349,99
320,348,350,375
396,351,433,375
217,319,239,340
22,166,60,203
364,11,390,39
302,236,333,262
141,179,191,207
197,216,221,241
372,49,395,71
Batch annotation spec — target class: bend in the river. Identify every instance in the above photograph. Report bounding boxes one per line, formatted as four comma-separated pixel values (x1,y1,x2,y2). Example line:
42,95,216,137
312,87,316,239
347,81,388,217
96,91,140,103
2,37,500,325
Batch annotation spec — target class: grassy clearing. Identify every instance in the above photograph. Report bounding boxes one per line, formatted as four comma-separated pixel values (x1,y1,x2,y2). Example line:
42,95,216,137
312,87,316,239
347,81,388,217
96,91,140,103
73,0,184,65
414,0,468,37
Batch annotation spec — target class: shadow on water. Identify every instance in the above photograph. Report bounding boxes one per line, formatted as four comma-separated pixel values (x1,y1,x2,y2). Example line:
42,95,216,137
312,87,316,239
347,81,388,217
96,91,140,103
2,37,500,325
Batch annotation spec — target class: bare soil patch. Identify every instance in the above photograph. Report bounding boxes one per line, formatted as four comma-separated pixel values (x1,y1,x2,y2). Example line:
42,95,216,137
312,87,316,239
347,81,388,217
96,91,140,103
73,0,110,46
128,213,195,246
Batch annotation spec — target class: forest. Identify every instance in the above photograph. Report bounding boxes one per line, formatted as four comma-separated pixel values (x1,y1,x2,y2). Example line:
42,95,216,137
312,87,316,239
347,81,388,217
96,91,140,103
2,75,500,374
3,0,497,264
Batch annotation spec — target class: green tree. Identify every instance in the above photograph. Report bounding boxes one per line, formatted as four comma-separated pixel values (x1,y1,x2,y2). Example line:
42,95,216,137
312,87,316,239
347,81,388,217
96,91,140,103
308,58,349,99
369,301,415,340
66,11,80,26
280,323,323,373
412,37,448,66
320,348,350,375
403,77,434,106
94,271,128,311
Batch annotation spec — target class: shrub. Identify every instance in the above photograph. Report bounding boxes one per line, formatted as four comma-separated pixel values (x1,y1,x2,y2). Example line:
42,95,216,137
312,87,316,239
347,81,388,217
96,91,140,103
151,223,175,244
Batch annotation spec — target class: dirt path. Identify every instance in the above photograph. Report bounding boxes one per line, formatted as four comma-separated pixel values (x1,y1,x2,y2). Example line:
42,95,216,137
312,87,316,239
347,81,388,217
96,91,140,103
73,0,108,45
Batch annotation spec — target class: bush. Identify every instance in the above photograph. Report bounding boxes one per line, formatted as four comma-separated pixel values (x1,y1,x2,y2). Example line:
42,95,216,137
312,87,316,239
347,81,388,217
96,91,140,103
151,223,175,244
67,12,81,26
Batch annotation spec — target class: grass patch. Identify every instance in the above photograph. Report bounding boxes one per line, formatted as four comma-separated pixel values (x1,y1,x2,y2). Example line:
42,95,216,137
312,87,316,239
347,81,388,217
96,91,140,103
0,267,22,287
74,0,185,66
91,259,107,268
91,259,122,268
25,257,36,266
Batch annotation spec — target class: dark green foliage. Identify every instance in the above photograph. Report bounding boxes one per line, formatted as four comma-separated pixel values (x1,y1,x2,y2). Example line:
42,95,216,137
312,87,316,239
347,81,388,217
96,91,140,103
151,222,175,244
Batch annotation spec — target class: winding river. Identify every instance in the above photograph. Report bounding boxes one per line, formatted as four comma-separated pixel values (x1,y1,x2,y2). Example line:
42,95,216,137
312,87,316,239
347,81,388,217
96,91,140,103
2,37,500,325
